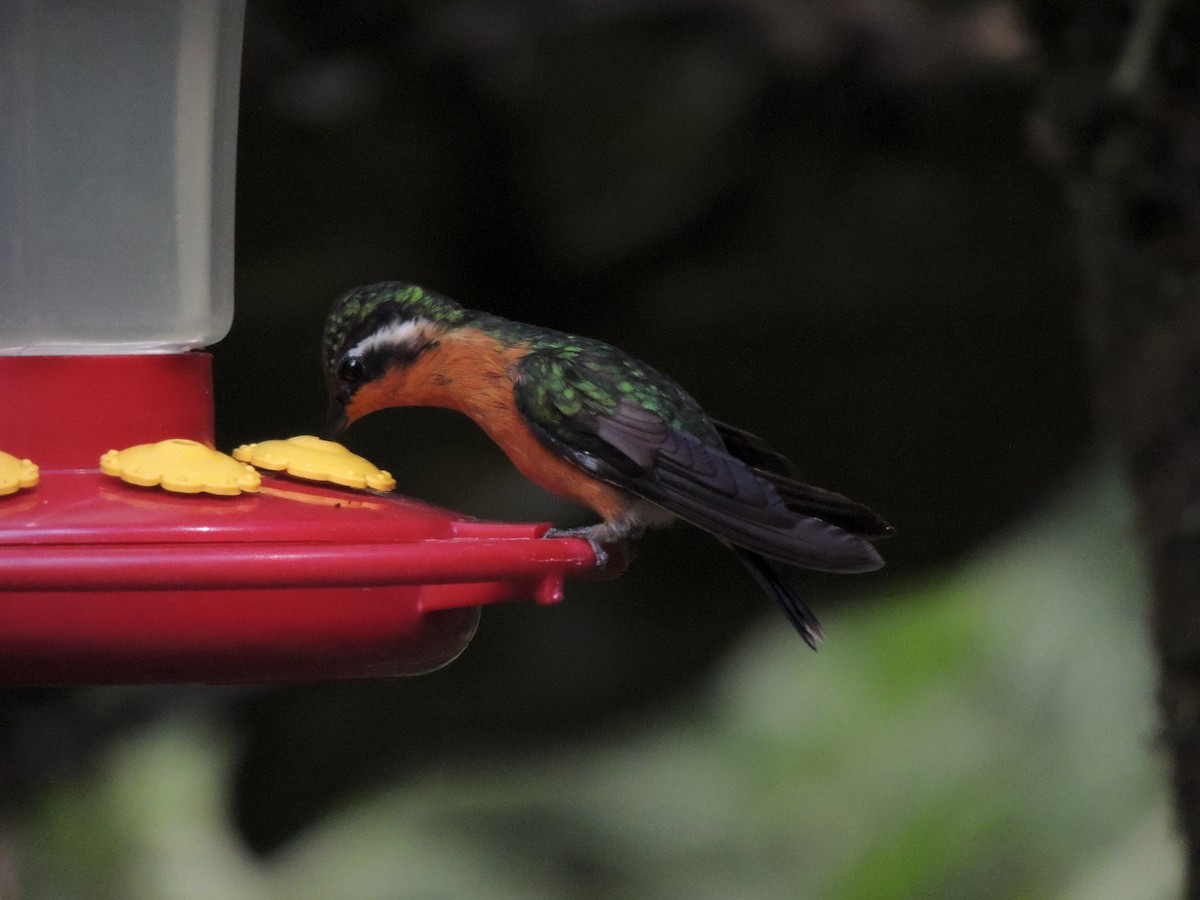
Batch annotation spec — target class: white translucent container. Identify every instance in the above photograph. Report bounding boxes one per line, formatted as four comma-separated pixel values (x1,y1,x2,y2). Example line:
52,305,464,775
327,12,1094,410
0,0,244,354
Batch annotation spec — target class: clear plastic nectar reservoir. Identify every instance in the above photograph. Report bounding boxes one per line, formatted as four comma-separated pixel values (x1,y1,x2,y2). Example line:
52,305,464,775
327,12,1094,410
0,0,244,354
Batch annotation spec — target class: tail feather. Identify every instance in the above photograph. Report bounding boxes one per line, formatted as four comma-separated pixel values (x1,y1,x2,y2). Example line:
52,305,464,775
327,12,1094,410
714,420,893,538
730,545,824,650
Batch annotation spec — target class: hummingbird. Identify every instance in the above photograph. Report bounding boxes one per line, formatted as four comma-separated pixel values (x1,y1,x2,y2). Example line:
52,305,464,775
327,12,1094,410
322,281,892,648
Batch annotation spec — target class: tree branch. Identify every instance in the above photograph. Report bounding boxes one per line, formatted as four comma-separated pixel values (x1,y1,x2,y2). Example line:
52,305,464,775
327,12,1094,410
1022,0,1200,890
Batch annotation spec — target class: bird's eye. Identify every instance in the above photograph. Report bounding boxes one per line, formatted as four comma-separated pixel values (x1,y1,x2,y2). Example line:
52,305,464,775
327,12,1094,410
338,356,365,384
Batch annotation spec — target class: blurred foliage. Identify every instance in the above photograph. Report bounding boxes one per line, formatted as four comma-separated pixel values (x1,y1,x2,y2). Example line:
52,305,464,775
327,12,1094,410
11,466,1179,898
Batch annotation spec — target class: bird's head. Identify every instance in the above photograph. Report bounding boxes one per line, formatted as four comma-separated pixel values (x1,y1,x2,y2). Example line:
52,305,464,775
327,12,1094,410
321,281,469,436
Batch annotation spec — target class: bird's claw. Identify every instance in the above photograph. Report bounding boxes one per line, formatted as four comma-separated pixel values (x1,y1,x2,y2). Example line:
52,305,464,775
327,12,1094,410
544,527,610,571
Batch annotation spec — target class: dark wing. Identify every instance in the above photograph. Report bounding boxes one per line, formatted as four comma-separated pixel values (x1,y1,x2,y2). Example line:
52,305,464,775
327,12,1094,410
513,353,883,574
713,421,894,538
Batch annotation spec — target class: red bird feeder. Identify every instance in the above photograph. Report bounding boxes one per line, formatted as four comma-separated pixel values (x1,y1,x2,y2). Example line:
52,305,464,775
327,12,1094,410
0,1,596,683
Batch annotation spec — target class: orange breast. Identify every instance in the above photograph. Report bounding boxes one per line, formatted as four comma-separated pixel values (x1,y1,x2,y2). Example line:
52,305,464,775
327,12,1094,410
347,328,631,520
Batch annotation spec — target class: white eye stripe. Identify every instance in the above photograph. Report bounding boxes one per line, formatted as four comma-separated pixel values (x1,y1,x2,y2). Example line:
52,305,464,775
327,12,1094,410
348,318,438,360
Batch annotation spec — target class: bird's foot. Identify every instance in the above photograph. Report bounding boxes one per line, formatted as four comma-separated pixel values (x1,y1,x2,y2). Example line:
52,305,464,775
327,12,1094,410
543,526,637,579
544,526,611,569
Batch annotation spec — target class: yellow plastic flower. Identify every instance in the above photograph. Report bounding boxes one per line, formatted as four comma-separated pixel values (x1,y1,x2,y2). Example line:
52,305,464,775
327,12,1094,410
0,451,38,496
100,439,261,496
232,435,396,492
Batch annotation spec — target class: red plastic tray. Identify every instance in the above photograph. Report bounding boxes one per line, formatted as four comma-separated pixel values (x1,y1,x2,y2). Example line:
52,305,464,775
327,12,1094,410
0,354,596,683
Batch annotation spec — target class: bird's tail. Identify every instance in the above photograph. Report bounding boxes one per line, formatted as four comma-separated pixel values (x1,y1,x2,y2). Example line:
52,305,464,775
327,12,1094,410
730,545,824,650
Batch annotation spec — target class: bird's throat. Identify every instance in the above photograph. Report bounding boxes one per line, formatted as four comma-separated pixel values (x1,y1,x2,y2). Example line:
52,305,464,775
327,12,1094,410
346,327,524,421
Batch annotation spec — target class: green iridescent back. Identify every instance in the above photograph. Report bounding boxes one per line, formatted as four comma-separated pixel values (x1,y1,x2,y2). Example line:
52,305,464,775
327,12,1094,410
470,314,721,448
